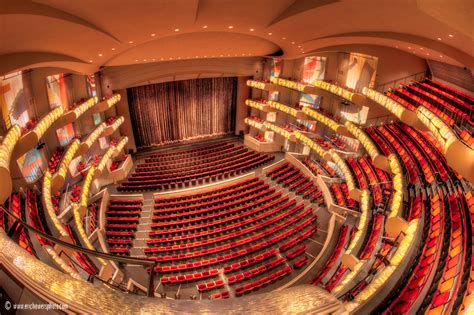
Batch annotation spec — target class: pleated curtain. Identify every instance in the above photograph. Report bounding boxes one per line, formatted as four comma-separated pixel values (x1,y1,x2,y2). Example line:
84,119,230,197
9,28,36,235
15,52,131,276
127,77,237,148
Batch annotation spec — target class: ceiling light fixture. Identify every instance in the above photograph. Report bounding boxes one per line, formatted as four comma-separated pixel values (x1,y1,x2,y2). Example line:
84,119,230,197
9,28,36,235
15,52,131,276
250,28,254,31
151,33,156,37
282,37,286,40
135,59,138,62
408,47,412,49
203,25,208,29
439,55,443,57
152,58,156,61
128,41,134,44
448,34,453,38
98,53,103,57
437,37,442,40
174,28,180,32
111,48,116,51
144,59,147,61
291,42,295,44
89,60,93,63
228,26,233,29
268,32,272,35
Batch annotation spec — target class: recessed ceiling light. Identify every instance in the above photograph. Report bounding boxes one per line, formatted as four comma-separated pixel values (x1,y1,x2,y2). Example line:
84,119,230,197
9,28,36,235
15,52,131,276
302,52,305,54
111,48,116,51
128,41,134,44
204,56,207,58
228,26,233,29
169,57,173,60
203,25,208,29
250,28,254,31
89,60,93,63
268,32,272,35
298,45,301,48
135,59,138,62
291,42,295,44
282,37,286,40
437,37,442,41
174,28,180,32
195,55,199,58
420,47,424,50
143,59,147,61
448,34,453,38
151,33,156,37
220,54,223,57
98,53,103,57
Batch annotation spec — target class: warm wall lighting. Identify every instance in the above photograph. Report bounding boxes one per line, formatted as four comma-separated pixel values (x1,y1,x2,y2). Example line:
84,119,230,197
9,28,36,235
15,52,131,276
250,28,254,31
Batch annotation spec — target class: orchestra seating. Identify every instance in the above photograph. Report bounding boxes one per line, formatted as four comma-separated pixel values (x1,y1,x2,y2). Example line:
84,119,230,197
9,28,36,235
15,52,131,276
266,163,325,205
146,177,318,296
105,199,143,255
118,142,274,192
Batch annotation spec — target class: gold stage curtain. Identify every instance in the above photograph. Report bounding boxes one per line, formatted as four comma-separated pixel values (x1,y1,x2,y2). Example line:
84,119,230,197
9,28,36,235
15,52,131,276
127,77,237,148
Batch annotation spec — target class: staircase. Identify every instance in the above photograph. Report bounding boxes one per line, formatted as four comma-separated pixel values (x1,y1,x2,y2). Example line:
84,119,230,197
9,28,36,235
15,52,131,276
130,192,154,257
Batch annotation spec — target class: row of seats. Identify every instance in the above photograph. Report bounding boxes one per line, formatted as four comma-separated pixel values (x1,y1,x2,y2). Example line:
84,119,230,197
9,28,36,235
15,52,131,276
47,147,64,173
266,162,325,205
144,141,228,160
5,193,36,257
118,144,274,191
105,198,143,255
64,224,99,276
329,183,357,210
310,225,349,285
346,157,392,206
302,158,337,177
26,190,54,247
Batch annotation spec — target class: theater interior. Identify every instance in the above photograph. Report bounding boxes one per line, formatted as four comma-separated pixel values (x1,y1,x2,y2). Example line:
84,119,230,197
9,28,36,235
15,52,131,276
0,0,473,314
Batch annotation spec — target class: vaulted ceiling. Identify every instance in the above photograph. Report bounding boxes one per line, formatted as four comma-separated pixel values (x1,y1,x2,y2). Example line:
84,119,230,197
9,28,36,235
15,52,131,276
0,0,472,75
